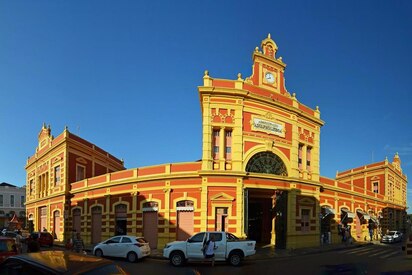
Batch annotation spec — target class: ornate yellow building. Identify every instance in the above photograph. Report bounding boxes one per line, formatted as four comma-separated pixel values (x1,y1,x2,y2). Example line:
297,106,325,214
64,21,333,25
25,35,408,250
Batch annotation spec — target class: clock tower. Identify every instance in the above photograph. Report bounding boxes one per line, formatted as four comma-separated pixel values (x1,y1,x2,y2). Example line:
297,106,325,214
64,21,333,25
246,34,289,96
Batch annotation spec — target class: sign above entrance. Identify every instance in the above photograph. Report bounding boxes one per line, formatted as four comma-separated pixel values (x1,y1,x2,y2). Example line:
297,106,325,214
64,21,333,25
251,116,285,137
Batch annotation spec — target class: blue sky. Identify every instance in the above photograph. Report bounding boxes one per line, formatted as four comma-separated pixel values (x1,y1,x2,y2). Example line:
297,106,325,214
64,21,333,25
1,1,411,211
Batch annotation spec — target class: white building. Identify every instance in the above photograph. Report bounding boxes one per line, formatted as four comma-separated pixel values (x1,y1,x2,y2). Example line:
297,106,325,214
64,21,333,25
0,182,26,228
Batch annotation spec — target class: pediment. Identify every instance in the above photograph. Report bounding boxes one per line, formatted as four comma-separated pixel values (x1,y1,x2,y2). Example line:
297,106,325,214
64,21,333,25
210,192,235,201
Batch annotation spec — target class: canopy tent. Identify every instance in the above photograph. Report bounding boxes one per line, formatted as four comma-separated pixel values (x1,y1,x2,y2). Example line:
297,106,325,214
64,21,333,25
357,210,371,220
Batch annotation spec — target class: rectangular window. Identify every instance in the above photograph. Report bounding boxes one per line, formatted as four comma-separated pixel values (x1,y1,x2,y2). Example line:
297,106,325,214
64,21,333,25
29,179,33,195
76,165,85,181
298,144,303,170
306,147,312,171
21,196,25,207
54,166,61,186
212,129,220,160
373,182,379,193
0,195,3,207
225,130,232,160
301,209,310,232
10,195,14,207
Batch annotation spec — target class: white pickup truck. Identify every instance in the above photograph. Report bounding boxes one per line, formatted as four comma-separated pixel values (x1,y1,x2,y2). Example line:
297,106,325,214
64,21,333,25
163,231,256,266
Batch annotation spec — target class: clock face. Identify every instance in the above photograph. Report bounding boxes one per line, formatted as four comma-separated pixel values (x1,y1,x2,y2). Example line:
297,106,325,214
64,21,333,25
265,72,275,84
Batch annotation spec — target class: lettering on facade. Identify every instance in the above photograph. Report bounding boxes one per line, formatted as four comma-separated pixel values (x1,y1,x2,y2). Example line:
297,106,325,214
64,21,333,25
251,117,285,137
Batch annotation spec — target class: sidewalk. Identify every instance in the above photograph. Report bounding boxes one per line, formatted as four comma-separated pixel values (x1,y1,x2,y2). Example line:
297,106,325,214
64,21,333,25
55,240,377,261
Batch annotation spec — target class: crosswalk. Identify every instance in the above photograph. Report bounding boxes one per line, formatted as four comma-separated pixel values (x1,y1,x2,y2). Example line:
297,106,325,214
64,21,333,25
337,245,402,259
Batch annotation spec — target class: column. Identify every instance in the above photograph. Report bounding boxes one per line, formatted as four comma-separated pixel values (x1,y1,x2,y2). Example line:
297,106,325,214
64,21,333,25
131,192,138,235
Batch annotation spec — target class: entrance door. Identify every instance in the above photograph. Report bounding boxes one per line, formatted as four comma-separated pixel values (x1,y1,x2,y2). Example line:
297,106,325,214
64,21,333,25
177,211,194,241
115,204,127,235
143,211,158,249
39,207,47,231
53,211,60,240
91,206,102,244
73,209,81,233
215,207,228,231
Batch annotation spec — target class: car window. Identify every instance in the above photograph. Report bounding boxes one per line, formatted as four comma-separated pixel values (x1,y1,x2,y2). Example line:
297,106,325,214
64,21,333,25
209,233,222,242
189,233,205,243
136,238,147,244
107,237,121,244
121,237,132,243
226,233,239,241
83,264,125,275
1,260,52,275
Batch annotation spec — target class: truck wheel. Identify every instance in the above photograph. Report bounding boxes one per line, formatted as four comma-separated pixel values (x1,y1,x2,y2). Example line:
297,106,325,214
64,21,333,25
228,251,242,266
170,251,185,267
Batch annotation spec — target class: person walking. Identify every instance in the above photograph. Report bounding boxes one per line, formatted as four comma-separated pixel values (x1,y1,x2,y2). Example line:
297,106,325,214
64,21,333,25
15,231,22,253
73,232,85,254
204,235,216,267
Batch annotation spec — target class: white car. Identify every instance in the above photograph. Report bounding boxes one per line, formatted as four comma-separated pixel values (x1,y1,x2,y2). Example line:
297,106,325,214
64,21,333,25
381,231,403,243
93,235,150,262
163,231,256,267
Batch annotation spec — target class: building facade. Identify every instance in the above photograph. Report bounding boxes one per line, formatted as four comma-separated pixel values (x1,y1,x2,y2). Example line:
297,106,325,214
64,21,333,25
0,182,26,228
25,35,408,249
24,124,125,240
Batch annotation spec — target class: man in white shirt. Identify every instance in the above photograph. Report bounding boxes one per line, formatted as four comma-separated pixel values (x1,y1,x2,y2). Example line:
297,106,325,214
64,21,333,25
204,235,216,267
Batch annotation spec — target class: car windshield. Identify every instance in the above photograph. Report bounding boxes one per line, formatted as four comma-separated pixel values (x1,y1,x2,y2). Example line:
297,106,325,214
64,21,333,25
388,232,396,236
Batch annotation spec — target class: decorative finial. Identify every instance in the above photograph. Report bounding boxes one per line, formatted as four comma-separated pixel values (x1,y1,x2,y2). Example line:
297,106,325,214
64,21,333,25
237,73,242,80
204,70,209,76
316,106,320,111
268,33,271,39
292,93,296,99
64,125,68,131
255,47,259,52
278,57,283,61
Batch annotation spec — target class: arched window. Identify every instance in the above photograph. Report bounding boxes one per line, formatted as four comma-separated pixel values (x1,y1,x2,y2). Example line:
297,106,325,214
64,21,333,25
246,152,287,176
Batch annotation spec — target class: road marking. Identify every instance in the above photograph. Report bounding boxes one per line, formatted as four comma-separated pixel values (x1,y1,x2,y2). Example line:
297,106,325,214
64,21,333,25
343,247,375,254
367,250,388,257
379,251,400,259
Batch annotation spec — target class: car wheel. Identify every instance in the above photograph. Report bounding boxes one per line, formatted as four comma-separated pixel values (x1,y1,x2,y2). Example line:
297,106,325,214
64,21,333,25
170,251,185,267
95,249,103,257
127,252,138,263
228,251,242,267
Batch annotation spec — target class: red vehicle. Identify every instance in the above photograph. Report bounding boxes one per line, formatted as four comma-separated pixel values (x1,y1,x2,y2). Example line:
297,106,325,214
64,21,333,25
0,237,18,263
27,232,54,247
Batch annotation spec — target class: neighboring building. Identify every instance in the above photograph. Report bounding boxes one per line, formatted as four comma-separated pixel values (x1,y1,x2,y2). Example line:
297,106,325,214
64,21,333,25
24,125,125,240
0,182,26,228
24,35,408,249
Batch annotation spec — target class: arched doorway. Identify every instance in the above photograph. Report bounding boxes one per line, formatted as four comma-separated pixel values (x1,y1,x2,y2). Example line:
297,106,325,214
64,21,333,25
115,204,127,235
39,207,47,231
91,206,102,244
53,211,61,240
245,152,288,248
28,214,34,233
72,209,81,234
176,200,194,241
143,202,158,249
